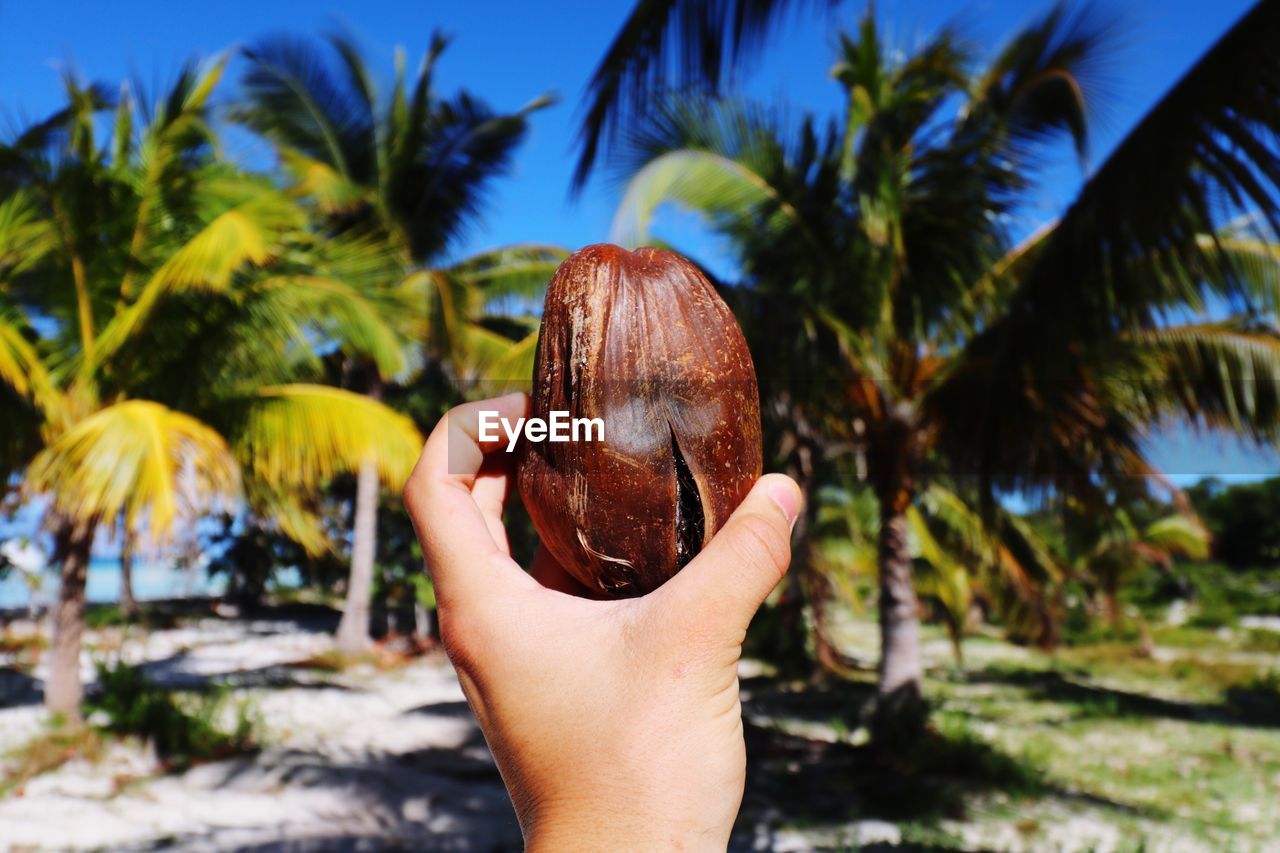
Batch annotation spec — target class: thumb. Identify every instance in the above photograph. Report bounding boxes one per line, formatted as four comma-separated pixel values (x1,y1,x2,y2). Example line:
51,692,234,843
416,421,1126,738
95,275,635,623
658,474,802,635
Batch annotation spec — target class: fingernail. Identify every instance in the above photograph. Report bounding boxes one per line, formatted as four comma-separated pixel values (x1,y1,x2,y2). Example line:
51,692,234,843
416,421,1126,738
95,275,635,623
767,482,801,530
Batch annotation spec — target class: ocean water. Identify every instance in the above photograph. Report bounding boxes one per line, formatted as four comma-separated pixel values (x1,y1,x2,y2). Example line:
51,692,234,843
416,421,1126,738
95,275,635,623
0,557,227,611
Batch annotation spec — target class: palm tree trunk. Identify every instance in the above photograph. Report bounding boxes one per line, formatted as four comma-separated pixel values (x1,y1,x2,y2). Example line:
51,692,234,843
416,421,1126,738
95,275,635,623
47,519,95,720
413,601,434,644
119,523,138,620
774,437,817,676
1103,582,1122,629
336,375,383,654
873,495,927,745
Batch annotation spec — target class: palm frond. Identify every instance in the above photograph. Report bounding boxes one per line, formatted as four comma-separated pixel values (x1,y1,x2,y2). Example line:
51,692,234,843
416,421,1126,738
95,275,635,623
455,326,539,390
247,481,333,557
236,35,376,180
0,189,57,279
390,89,553,262
251,274,408,377
907,503,972,638
1128,320,1280,439
91,191,304,370
0,308,64,424
920,483,1062,643
146,194,302,293
280,148,371,214
572,0,838,188
222,384,423,492
967,2,1118,162
26,400,240,542
1142,513,1210,561
446,243,568,303
1003,2,1280,338
612,148,798,247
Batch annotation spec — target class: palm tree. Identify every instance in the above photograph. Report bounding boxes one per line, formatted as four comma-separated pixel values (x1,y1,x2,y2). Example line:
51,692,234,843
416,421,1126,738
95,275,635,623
234,33,560,652
1062,502,1209,628
572,0,841,188
0,63,423,719
609,3,1280,727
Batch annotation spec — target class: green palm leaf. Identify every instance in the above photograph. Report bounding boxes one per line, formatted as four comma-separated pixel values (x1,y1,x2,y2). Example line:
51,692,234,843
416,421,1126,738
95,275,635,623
1132,321,1280,438
90,191,305,371
1141,513,1210,561
611,148,798,247
446,243,568,303
572,0,839,188
251,274,407,378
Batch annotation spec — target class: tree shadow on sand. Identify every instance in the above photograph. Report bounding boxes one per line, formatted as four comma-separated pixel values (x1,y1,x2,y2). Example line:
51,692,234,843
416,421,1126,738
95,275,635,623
732,675,1163,850
134,650,356,693
138,710,522,851
0,665,40,708
971,667,1280,729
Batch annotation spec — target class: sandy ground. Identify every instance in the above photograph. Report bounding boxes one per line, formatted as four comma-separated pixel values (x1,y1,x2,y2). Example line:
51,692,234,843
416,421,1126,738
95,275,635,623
2,607,1276,851
0,618,523,851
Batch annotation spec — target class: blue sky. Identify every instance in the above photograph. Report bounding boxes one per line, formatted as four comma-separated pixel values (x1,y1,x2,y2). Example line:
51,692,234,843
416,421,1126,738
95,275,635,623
1,0,1276,484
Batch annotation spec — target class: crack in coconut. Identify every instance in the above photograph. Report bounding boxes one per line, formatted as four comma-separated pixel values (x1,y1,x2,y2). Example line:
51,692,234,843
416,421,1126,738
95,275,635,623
671,424,706,568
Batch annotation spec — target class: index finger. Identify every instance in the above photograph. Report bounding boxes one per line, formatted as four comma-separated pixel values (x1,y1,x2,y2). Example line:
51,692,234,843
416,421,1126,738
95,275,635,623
403,393,537,603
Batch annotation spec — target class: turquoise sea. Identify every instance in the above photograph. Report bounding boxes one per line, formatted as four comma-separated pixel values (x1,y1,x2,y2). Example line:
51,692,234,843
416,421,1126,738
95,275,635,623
0,557,227,611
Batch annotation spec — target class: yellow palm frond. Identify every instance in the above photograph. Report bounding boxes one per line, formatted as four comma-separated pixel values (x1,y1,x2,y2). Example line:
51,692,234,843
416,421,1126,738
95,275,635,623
907,504,972,633
228,384,423,492
247,482,333,558
1142,513,1210,561
281,148,371,215
149,195,302,293
0,311,66,426
26,400,240,542
401,267,471,358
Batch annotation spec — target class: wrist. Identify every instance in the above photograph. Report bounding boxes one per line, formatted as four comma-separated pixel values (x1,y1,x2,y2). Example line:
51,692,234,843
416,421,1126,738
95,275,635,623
525,814,728,853
519,789,731,852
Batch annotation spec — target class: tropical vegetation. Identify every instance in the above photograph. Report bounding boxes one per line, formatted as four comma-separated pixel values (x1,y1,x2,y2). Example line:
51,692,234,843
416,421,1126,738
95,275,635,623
598,1,1280,730
0,1,1275,761
0,62,424,717
232,32,562,651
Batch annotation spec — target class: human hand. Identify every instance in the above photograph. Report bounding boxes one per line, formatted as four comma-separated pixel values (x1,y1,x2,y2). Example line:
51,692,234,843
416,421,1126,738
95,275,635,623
403,393,801,851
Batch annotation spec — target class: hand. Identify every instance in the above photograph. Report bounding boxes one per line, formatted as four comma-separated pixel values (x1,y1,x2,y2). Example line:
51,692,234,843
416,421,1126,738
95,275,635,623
403,393,801,851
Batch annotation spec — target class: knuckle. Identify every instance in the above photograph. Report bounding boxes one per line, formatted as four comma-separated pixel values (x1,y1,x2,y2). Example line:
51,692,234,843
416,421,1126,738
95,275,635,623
729,512,792,581
437,605,481,669
401,465,428,513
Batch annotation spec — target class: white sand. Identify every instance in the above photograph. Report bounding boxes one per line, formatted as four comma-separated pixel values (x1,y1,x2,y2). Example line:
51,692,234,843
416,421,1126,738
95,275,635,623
0,619,522,851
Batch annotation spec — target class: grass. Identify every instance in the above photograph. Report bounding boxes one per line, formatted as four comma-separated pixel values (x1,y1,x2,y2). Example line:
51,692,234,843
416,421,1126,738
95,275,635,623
0,630,47,655
1125,561,1280,623
84,662,258,770
291,640,428,674
747,606,1280,850
0,722,106,797
1,661,261,796
84,604,181,630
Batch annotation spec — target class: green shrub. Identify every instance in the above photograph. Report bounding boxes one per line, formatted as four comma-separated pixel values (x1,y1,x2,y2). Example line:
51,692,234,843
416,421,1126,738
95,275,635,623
1242,629,1280,652
1187,601,1238,629
84,605,180,630
84,662,256,769
1237,670,1280,697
